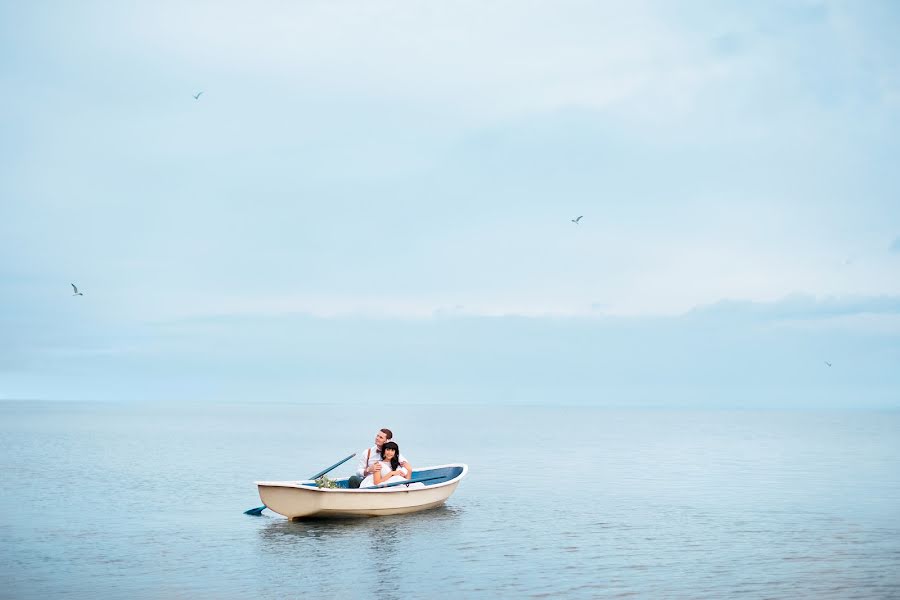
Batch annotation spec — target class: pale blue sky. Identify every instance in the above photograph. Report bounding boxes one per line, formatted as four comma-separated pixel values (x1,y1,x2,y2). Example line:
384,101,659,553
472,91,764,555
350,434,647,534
2,1,899,406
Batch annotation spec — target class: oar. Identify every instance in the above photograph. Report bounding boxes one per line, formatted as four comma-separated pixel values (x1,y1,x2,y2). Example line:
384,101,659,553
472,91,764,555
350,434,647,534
244,452,356,515
369,475,447,489
307,454,357,480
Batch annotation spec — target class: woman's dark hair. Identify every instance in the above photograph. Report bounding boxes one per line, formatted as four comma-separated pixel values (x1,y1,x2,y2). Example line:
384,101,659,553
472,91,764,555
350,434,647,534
382,441,400,471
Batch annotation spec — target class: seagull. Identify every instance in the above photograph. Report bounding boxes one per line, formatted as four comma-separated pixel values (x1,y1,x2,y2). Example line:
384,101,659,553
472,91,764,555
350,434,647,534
193,91,204,100
824,361,832,367
71,283,84,296
571,215,583,224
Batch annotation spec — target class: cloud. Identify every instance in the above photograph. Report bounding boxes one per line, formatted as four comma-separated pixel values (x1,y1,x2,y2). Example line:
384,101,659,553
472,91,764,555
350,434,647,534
689,293,900,321
4,1,900,339
710,33,744,58
81,0,727,125
6,298,899,407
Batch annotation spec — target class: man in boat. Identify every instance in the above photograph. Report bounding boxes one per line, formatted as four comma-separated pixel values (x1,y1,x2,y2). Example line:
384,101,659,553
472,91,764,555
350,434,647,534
348,428,411,488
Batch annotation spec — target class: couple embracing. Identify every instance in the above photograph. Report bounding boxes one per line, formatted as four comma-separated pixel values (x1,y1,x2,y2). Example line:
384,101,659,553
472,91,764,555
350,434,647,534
348,428,419,489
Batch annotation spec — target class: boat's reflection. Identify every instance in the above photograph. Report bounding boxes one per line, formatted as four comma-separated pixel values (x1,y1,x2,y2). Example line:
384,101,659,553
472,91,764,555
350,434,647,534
256,505,464,595
258,504,463,544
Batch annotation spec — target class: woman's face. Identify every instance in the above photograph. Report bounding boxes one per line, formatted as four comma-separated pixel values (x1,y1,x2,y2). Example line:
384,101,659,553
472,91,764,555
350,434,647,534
383,448,396,460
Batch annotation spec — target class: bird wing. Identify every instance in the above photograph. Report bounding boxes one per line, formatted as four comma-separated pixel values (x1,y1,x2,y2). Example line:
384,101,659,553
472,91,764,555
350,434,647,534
576,216,583,222
71,283,78,293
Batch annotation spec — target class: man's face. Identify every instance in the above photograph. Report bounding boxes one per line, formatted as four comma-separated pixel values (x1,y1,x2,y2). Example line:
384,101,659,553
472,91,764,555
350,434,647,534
375,431,389,447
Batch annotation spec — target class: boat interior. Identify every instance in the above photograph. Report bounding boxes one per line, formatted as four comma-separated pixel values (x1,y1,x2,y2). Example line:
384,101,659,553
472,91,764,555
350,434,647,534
301,465,465,489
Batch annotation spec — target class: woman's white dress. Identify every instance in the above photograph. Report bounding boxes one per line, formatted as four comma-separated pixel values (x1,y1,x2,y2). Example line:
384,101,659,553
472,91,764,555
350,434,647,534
360,461,414,488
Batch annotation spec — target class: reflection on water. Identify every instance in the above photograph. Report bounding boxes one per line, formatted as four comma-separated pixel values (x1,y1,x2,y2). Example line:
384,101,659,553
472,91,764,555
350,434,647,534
258,505,463,544
255,506,464,599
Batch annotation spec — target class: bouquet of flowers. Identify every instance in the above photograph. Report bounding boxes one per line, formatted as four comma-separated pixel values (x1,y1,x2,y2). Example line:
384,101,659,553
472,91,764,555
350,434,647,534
315,475,338,489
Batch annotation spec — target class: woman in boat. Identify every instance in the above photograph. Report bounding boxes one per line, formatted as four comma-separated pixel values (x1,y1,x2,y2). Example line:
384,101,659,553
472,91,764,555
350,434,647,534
361,441,414,488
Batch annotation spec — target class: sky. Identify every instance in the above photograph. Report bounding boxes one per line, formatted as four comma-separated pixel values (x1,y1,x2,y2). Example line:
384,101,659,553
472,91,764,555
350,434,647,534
1,0,899,406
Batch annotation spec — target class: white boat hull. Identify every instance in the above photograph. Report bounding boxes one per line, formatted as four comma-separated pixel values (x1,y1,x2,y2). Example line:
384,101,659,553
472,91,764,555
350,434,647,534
255,463,467,520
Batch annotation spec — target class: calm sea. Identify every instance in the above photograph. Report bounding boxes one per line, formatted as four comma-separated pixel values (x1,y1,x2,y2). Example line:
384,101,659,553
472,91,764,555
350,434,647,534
1,401,899,599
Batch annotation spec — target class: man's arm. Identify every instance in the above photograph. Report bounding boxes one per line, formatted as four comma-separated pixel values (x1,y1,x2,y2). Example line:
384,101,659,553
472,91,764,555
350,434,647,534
354,450,367,477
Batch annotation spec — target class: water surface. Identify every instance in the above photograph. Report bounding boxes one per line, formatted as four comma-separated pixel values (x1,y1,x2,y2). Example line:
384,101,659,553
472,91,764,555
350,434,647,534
1,402,899,598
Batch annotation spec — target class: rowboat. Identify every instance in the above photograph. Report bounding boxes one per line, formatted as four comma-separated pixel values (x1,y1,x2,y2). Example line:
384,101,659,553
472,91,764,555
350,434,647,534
255,463,468,520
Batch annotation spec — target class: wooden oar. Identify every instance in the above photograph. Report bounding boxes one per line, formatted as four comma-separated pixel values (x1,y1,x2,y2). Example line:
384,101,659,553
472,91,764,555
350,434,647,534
369,474,447,489
244,452,356,515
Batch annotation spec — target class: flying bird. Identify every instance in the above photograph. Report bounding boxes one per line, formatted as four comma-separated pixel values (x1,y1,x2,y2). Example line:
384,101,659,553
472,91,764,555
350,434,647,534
193,91,204,100
824,361,832,367
571,215,583,224
71,283,84,296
